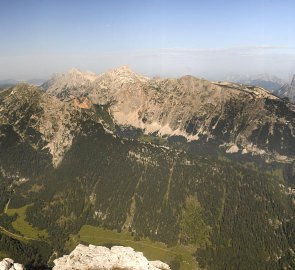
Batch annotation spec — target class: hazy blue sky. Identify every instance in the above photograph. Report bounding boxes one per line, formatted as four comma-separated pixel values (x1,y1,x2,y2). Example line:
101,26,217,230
0,0,295,80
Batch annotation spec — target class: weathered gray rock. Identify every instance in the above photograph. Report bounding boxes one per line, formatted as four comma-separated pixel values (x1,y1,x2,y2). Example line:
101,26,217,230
12,264,23,270
0,259,24,270
53,244,170,270
0,260,10,270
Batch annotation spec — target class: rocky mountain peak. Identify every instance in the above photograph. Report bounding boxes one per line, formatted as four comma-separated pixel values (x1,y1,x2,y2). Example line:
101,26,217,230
68,67,82,74
106,65,137,76
42,68,98,99
64,68,97,82
67,68,97,81
99,65,150,84
113,64,133,73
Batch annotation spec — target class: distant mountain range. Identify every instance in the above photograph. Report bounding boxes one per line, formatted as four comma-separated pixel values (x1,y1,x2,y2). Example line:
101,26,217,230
227,73,295,101
226,73,286,91
0,67,294,269
0,78,46,89
274,75,295,101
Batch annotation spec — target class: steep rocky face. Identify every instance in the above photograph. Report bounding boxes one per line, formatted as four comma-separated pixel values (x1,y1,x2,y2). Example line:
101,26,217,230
0,84,111,167
53,244,170,270
0,258,23,270
0,84,78,166
43,67,295,162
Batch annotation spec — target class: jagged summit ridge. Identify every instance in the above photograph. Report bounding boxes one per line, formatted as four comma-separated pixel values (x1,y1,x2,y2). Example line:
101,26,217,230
42,65,149,101
53,244,170,270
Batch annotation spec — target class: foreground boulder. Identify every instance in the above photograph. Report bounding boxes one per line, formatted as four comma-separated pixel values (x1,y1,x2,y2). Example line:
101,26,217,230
53,244,171,270
0,258,24,270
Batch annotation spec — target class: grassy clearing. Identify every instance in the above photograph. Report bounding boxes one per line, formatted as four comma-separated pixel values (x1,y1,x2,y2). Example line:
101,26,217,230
70,225,198,270
6,204,48,240
0,226,30,243
269,168,284,183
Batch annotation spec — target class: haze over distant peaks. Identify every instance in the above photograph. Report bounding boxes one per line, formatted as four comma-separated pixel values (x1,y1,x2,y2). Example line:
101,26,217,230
226,73,287,92
274,75,295,101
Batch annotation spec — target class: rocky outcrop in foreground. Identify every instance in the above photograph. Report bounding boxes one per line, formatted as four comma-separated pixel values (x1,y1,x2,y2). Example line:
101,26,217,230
53,244,171,270
0,258,23,270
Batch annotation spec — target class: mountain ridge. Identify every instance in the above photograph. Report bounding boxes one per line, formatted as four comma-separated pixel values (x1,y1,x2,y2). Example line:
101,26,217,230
41,67,295,163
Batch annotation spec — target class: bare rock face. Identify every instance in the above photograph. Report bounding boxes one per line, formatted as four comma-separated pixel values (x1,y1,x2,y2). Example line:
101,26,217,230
53,244,170,270
0,84,88,167
0,258,24,270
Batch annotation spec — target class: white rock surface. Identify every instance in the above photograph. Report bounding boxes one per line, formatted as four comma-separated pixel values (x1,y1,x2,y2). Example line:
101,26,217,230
0,258,24,270
12,264,23,270
53,244,171,270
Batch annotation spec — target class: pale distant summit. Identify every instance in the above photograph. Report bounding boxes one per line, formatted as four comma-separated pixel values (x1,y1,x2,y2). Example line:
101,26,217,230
47,65,149,88
112,65,133,73
99,65,150,84
42,65,150,104
67,67,97,82
68,67,82,74
42,67,98,98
